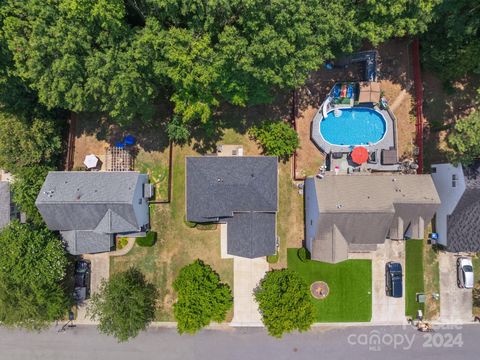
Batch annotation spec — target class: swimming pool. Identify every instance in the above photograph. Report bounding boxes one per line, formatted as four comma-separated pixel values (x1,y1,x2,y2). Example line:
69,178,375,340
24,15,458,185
319,108,387,146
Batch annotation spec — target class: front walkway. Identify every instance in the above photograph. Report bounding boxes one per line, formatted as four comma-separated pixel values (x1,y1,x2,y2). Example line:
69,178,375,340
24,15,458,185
230,257,268,327
439,252,473,323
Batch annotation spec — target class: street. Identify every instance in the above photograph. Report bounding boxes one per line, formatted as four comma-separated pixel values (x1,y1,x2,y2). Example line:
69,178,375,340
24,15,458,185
0,324,478,360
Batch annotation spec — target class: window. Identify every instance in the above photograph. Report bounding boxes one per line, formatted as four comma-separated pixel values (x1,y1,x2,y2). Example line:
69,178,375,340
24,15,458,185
431,167,437,173
138,198,142,205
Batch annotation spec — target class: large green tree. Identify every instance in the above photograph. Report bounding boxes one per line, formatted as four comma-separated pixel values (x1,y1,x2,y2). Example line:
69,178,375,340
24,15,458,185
249,121,300,160
448,109,480,165
173,259,232,334
255,269,315,338
0,221,69,330
0,112,62,174
88,267,158,342
422,0,480,81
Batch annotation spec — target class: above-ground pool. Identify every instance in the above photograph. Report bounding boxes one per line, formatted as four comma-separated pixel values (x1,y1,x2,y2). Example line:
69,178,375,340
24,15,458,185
320,107,386,146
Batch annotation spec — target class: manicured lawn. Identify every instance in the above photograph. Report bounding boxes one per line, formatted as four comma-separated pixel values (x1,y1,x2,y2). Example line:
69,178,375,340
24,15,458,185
405,240,425,318
287,248,372,322
472,255,480,317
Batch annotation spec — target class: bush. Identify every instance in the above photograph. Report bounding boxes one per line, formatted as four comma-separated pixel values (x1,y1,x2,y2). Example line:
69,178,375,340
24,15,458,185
255,269,315,338
117,237,129,250
88,267,158,342
248,121,299,160
184,217,197,228
196,223,217,230
136,232,156,247
297,247,310,262
173,259,232,334
267,253,279,264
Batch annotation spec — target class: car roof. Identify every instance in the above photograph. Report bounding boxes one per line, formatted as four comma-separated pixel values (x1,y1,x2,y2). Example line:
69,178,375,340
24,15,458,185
460,257,473,267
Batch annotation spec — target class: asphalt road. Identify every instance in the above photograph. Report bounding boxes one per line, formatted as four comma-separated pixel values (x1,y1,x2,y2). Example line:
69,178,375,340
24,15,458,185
0,324,478,360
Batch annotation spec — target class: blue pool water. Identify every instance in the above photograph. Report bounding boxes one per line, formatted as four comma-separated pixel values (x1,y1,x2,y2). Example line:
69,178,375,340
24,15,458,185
320,108,386,146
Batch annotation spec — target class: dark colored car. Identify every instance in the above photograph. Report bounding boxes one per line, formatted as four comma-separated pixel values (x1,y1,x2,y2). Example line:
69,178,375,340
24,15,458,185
73,260,91,303
385,262,403,298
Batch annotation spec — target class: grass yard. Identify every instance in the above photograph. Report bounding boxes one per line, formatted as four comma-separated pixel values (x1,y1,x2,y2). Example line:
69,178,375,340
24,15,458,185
405,240,425,318
111,144,233,321
472,255,480,317
423,239,440,320
135,150,169,201
287,248,372,322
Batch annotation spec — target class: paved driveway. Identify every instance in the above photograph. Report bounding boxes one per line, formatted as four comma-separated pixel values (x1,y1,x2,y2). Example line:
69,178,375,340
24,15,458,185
230,257,268,326
76,253,110,324
439,252,472,323
371,239,406,323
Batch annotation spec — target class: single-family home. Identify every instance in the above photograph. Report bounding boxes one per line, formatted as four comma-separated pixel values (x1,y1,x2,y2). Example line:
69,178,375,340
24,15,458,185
305,174,440,263
431,162,480,252
186,156,278,259
36,171,152,255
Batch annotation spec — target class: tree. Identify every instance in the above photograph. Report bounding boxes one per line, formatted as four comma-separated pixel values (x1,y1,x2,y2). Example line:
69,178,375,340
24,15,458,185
173,259,232,334
255,269,315,338
0,221,69,330
0,112,62,174
249,121,300,160
448,109,480,165
422,0,480,81
12,165,51,225
87,267,158,342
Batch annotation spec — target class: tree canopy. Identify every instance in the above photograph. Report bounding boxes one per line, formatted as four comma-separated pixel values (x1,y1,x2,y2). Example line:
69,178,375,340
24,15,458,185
422,0,480,81
0,0,440,137
87,267,158,342
173,259,232,334
448,109,480,165
255,269,315,338
249,121,300,160
0,221,69,330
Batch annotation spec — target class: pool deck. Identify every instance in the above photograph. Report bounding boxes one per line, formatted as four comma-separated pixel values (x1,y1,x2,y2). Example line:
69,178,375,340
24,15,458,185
311,104,400,172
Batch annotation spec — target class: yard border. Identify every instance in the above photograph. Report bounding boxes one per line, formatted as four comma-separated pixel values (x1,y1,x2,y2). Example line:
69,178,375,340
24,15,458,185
65,112,76,171
412,38,424,173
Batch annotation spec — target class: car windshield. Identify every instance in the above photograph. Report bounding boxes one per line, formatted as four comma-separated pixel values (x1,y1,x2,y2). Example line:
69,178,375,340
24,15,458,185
463,265,473,272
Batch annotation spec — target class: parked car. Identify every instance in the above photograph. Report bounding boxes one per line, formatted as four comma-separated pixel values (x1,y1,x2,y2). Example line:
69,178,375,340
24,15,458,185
457,257,474,289
73,260,91,303
385,262,403,298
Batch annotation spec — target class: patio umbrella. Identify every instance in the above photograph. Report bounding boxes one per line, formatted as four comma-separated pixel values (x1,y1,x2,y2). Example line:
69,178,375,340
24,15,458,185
83,154,99,169
351,146,369,164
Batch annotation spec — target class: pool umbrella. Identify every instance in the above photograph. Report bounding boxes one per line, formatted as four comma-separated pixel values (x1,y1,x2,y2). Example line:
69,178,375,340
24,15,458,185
351,146,369,164
83,154,99,169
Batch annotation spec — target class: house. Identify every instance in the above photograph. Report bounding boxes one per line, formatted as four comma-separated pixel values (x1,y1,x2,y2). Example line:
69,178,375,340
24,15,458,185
36,171,152,255
431,162,480,252
0,170,24,230
186,156,278,258
305,174,440,263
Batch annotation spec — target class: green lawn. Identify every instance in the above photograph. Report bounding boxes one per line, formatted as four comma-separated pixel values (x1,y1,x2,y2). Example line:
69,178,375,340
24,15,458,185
405,240,425,318
287,249,372,322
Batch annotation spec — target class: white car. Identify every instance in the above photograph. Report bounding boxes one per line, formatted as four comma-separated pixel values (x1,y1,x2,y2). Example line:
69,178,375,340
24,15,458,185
457,257,474,289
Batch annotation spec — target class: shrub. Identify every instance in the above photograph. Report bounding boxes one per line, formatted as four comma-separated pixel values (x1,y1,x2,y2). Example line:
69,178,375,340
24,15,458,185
184,217,197,228
136,232,156,247
298,247,309,262
248,121,299,160
173,259,232,334
117,237,129,250
196,223,217,230
255,269,315,338
266,253,279,264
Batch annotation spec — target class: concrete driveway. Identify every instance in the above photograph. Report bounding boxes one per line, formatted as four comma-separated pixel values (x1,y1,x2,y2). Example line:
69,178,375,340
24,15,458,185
439,252,472,323
76,253,110,324
371,239,406,323
230,257,268,326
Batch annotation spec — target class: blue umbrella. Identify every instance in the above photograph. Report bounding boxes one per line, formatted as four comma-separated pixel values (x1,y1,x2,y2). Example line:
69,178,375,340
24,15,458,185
124,135,135,145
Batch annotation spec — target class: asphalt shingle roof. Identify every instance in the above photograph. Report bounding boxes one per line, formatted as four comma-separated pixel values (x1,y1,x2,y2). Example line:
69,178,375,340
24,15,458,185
186,156,278,258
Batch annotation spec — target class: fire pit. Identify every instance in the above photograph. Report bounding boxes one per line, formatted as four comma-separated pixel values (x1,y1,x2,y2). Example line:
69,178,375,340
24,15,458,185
310,281,330,299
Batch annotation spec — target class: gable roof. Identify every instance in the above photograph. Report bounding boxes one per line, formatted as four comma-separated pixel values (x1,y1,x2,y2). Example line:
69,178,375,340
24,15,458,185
36,171,143,232
61,230,112,255
445,163,480,252
186,156,278,258
0,181,10,229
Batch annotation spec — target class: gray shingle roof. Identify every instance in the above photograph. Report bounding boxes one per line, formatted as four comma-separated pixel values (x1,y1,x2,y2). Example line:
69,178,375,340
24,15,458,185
186,156,278,258
36,172,143,231
306,174,440,263
0,181,11,229
61,230,112,255
447,163,480,252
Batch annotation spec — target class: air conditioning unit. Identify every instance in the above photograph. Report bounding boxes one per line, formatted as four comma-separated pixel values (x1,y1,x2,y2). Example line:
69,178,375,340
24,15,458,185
143,183,154,199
